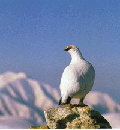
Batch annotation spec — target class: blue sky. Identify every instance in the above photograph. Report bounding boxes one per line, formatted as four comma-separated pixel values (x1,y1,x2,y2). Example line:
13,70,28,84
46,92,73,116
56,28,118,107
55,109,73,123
0,0,120,103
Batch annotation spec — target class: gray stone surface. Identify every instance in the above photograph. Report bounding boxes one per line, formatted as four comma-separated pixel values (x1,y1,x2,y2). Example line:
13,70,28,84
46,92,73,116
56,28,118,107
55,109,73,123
44,105,112,129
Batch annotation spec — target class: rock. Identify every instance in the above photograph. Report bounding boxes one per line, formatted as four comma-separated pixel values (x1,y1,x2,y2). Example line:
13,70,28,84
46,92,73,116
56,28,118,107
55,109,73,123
28,125,49,129
44,105,112,129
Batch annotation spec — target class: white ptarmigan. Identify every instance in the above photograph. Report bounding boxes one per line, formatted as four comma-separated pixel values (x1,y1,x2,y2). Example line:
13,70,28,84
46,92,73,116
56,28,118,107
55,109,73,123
59,45,95,106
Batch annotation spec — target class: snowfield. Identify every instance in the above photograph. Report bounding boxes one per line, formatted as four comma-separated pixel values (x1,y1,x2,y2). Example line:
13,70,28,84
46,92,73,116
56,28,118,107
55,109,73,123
0,116,33,129
0,71,119,128
102,113,120,129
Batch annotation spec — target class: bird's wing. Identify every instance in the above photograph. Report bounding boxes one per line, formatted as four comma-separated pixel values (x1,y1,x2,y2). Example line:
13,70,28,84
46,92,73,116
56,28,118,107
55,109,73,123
77,64,95,91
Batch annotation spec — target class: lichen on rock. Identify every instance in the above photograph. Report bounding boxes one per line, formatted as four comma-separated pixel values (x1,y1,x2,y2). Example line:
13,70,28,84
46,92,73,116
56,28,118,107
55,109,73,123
44,105,112,129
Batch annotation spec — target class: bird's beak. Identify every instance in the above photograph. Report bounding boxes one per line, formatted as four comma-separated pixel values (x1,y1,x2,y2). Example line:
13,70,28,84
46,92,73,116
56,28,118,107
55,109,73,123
64,48,68,51
64,48,71,51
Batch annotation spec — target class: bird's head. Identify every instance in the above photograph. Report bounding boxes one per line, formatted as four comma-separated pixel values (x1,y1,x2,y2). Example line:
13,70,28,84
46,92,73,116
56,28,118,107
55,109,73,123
64,45,83,59
64,45,78,53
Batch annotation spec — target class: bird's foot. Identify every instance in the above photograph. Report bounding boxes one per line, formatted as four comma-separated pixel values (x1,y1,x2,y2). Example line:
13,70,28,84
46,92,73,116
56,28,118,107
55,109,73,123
77,102,85,107
77,97,86,107
67,103,71,107
79,102,83,106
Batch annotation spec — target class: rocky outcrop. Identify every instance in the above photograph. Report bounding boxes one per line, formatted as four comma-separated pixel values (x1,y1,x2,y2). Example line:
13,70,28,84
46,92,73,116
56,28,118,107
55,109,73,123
29,105,112,129
28,125,49,129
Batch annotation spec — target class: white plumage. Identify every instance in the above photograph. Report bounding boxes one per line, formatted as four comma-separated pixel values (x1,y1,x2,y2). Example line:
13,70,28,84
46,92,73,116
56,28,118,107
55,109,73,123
59,45,95,105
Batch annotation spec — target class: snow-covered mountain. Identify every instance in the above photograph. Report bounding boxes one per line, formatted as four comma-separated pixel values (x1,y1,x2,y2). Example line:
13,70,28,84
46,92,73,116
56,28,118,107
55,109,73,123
84,91,120,114
0,71,119,128
0,71,60,128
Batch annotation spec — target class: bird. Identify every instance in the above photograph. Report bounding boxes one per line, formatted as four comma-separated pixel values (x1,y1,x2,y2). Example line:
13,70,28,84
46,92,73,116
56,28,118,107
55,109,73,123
59,45,95,106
